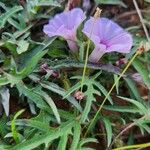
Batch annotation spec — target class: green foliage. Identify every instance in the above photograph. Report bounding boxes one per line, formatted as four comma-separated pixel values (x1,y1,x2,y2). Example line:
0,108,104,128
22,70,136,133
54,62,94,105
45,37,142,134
145,0,150,3
11,109,25,143
132,58,150,89
124,78,142,101
15,37,56,78
0,0,150,149
16,40,29,54
10,120,74,150
7,118,97,150
26,0,60,15
37,89,61,124
64,73,112,123
45,59,122,75
40,81,82,112
102,117,112,147
0,6,23,29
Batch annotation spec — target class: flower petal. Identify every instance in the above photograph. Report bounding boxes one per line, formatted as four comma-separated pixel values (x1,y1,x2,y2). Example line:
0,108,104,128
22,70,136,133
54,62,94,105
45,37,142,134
43,8,85,38
83,17,133,62
99,18,124,40
43,8,85,52
69,8,86,30
106,33,133,53
82,17,100,44
89,44,107,63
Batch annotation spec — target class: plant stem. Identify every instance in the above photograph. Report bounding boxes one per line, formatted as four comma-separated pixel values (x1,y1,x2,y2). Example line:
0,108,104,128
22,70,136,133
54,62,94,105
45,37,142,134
133,0,150,42
112,142,150,150
80,19,96,92
80,8,102,92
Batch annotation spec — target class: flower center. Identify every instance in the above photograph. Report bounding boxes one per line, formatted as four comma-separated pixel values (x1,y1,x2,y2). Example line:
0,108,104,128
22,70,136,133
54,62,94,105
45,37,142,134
100,40,109,48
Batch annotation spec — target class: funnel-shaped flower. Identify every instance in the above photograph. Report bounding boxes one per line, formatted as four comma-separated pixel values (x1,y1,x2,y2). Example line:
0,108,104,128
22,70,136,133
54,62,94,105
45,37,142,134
82,17,133,62
43,8,85,52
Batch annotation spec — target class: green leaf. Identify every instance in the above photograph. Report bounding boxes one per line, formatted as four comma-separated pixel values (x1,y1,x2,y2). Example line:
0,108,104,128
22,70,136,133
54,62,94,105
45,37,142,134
132,58,150,89
14,24,33,38
0,143,10,150
13,119,51,132
4,73,21,87
56,110,75,120
37,0,61,7
0,77,9,86
63,82,81,99
36,90,61,124
11,109,25,143
0,115,9,139
65,76,97,123
145,0,150,3
0,6,23,29
16,40,29,54
114,74,119,94
10,121,74,150
57,134,68,150
40,81,82,112
29,76,82,115
8,16,25,31
48,49,67,58
118,96,148,114
16,37,56,78
81,84,94,123
26,0,60,15
47,40,67,57
70,122,81,150
103,105,141,114
124,78,142,101
78,138,98,148
16,49,47,78
102,117,112,147
138,124,150,133
64,75,111,123
93,81,113,104
16,82,50,112
46,59,122,75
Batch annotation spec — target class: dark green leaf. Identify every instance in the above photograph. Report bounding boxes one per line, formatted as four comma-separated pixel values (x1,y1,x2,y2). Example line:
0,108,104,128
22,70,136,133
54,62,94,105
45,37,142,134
132,58,150,89
0,6,23,29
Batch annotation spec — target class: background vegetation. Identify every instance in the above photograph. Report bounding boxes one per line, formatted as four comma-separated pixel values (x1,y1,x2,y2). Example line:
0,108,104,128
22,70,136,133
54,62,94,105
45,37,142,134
0,0,150,149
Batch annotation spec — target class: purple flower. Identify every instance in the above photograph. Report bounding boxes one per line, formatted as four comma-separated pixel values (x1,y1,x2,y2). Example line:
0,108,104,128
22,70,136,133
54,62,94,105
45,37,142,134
82,17,133,62
83,0,91,11
43,8,85,52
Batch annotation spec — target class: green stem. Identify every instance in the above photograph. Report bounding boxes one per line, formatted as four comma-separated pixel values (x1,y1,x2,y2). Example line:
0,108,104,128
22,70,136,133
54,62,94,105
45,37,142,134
113,142,150,150
80,19,97,92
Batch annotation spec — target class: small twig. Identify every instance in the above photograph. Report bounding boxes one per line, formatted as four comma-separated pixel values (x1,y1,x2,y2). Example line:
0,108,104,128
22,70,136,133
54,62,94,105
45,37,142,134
112,141,150,150
114,9,150,21
90,4,98,16
108,122,135,149
109,113,150,150
122,132,150,140
133,0,150,42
